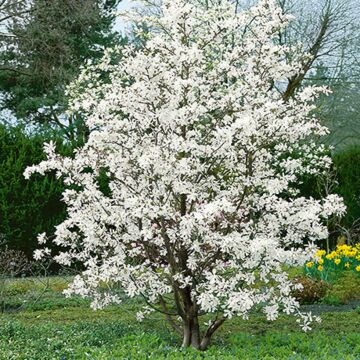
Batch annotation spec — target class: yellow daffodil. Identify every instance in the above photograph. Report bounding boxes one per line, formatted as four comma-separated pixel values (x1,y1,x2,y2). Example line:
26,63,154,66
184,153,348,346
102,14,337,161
316,249,326,257
334,258,341,265
318,258,324,265
345,262,350,269
356,266,360,272
317,265,323,271
306,262,314,268
326,251,336,260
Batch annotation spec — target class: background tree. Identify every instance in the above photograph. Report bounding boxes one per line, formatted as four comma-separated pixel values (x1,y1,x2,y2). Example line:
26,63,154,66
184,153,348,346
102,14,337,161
27,0,344,350
0,1,30,27
278,0,360,150
0,0,125,144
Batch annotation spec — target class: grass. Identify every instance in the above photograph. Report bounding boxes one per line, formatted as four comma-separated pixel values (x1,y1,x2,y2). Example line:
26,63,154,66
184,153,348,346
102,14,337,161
321,271,360,304
1,277,360,359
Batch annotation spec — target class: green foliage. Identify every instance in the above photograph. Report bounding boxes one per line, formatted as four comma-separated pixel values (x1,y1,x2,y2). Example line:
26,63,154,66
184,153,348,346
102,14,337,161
321,295,343,306
0,124,72,258
333,147,360,229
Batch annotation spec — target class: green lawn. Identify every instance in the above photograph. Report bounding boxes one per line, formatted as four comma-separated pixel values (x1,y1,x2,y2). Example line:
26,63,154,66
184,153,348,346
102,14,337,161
0,277,360,359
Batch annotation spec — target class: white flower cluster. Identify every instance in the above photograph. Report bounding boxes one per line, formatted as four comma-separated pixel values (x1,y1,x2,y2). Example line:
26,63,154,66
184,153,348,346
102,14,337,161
25,0,345,332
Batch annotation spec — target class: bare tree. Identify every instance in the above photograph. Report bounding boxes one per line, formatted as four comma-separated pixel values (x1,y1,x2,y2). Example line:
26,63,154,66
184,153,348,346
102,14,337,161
0,1,30,30
276,0,357,99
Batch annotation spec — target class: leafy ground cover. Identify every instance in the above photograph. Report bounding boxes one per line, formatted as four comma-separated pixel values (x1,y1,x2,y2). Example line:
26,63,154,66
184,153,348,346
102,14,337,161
0,277,360,359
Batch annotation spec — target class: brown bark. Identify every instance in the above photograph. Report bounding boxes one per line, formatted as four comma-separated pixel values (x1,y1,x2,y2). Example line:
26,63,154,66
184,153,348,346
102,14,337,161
179,287,226,351
181,313,226,350
282,3,332,102
182,316,201,349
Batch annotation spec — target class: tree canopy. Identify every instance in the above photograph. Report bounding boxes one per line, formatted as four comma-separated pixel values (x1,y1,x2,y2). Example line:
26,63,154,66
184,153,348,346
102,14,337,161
26,0,345,350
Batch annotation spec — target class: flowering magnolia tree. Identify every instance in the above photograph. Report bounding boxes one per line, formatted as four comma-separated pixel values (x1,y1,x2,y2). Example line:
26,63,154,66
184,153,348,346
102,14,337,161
25,0,345,350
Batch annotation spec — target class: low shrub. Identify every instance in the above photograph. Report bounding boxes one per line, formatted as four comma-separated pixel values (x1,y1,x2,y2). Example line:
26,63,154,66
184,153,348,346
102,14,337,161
291,276,330,305
0,247,30,312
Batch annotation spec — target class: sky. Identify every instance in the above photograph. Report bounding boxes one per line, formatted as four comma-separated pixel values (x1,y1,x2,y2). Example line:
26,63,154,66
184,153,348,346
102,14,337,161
114,0,140,34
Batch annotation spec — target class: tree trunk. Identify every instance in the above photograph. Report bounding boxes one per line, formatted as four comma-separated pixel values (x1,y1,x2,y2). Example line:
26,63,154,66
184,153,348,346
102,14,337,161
181,313,227,351
182,316,201,349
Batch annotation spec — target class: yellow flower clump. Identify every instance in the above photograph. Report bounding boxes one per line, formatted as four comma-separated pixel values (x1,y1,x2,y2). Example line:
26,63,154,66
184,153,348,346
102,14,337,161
336,244,358,258
310,243,360,274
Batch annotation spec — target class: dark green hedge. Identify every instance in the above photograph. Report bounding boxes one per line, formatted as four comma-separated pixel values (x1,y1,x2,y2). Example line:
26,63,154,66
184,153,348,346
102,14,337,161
297,146,360,240
0,124,72,259
333,147,360,228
